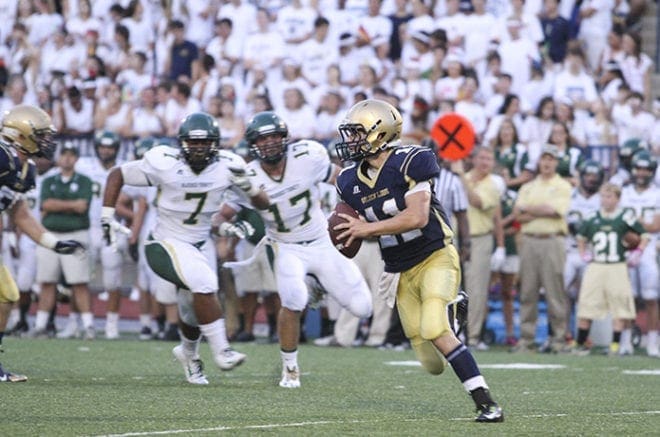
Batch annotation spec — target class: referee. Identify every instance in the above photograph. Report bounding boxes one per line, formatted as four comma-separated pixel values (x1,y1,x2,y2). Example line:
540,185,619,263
32,143,95,339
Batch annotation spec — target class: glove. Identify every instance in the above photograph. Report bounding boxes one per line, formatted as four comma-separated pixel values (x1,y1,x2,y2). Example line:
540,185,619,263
626,248,643,267
378,271,401,309
101,206,132,250
54,240,85,254
217,221,255,239
490,247,506,272
228,166,259,197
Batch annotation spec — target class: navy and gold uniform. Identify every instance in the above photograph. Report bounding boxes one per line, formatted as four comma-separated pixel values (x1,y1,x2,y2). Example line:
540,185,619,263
0,141,36,212
336,145,454,273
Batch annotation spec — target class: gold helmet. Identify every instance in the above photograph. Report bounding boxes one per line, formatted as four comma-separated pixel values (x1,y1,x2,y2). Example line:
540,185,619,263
1,105,57,159
335,99,402,161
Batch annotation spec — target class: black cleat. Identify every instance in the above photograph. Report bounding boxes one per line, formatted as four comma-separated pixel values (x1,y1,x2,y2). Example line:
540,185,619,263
475,403,504,423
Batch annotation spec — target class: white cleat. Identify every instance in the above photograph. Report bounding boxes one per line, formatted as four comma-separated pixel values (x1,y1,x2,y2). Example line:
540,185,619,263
279,365,301,388
647,343,659,358
56,323,80,339
214,348,246,371
172,345,209,385
105,322,119,340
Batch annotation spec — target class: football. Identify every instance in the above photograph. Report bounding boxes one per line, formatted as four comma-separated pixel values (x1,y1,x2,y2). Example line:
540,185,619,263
623,231,641,249
327,202,362,258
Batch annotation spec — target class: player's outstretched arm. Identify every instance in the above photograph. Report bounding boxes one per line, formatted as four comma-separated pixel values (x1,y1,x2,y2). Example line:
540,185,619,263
9,199,83,254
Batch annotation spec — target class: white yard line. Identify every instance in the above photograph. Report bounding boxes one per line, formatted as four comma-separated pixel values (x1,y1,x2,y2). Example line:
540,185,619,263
93,411,660,436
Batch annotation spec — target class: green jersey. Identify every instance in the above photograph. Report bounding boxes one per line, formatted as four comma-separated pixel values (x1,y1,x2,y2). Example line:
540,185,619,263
40,172,93,232
577,209,645,263
235,206,266,246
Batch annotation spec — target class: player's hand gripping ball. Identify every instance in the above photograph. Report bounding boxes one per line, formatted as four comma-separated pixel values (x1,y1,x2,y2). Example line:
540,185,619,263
327,202,362,258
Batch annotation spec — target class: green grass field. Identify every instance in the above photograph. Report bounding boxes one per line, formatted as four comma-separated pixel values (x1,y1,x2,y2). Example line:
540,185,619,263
2,337,659,436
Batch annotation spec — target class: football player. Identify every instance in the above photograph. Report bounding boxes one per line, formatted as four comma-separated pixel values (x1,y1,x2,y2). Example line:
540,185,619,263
609,138,644,187
0,105,84,382
332,99,503,422
102,112,267,384
620,151,659,357
75,130,129,339
564,160,604,327
215,111,373,388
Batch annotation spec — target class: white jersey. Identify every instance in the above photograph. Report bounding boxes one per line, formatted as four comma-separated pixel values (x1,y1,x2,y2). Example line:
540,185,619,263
76,157,123,227
566,188,601,250
246,140,333,244
621,184,660,246
122,146,248,244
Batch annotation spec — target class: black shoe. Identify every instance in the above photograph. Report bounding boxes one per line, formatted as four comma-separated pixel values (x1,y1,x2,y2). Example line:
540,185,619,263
10,321,29,337
447,291,468,337
234,331,255,342
0,363,27,383
139,326,153,341
45,322,57,339
475,403,504,423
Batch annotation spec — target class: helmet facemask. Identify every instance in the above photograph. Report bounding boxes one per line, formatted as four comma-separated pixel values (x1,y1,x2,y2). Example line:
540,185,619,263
251,133,287,164
181,137,217,173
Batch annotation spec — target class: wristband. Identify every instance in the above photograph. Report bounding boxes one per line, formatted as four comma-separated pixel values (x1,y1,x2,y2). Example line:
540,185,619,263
101,206,116,219
39,232,59,249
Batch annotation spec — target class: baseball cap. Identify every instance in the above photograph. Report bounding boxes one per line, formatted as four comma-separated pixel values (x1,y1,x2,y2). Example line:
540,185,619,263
60,141,79,156
541,144,560,159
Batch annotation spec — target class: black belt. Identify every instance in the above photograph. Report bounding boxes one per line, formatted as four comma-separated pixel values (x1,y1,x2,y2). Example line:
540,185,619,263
524,233,562,239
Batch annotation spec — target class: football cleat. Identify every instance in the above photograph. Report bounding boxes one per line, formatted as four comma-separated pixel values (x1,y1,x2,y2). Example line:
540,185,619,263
105,321,119,340
214,348,246,371
279,365,301,388
447,291,468,337
172,345,209,385
83,326,96,341
475,403,504,423
56,322,80,339
571,345,591,356
0,363,27,382
139,326,153,341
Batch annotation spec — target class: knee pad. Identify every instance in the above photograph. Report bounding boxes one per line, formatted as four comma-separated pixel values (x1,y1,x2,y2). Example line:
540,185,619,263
411,337,446,375
347,290,373,319
177,289,199,326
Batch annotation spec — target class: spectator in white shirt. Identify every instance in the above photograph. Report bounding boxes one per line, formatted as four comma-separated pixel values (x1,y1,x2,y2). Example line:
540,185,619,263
26,0,64,46
597,61,625,107
613,92,655,146
314,90,346,144
485,94,524,147
497,18,540,96
434,54,465,103
577,0,614,72
435,0,468,48
520,62,554,115
553,48,599,123
299,17,339,88
162,81,202,136
620,31,654,105
217,0,257,42
520,96,555,145
455,76,488,139
277,87,316,141
242,8,285,74
184,0,217,49
276,0,316,49
353,0,393,61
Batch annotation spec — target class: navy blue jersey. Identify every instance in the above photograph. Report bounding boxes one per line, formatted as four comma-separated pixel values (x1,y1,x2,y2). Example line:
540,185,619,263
336,145,454,272
0,141,36,212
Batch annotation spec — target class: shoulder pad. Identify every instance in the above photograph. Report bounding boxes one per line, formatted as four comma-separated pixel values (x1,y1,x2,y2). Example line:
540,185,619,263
143,146,181,171
217,149,247,168
0,142,17,175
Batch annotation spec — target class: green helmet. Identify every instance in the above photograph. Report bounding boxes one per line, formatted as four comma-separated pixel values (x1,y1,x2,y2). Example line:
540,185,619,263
244,111,288,164
619,138,645,172
94,130,121,165
578,159,604,195
631,150,658,187
133,137,158,160
232,138,251,160
177,112,220,172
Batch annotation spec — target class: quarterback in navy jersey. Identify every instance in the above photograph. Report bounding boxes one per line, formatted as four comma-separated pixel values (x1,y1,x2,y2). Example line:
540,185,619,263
333,99,503,423
336,144,454,273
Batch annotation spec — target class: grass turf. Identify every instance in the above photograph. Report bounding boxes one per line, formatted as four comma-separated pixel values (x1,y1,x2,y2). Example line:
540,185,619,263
2,337,659,436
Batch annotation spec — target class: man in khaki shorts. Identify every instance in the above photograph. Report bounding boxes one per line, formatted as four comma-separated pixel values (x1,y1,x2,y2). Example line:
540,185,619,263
33,143,95,339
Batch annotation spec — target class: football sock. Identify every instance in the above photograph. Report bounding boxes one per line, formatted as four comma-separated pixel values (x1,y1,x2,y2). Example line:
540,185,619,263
180,331,201,358
106,312,119,326
139,314,151,328
267,313,277,337
199,319,230,355
280,349,298,369
445,344,487,392
81,312,93,329
620,329,632,347
576,328,589,346
34,310,49,330
0,331,4,347
612,331,621,344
